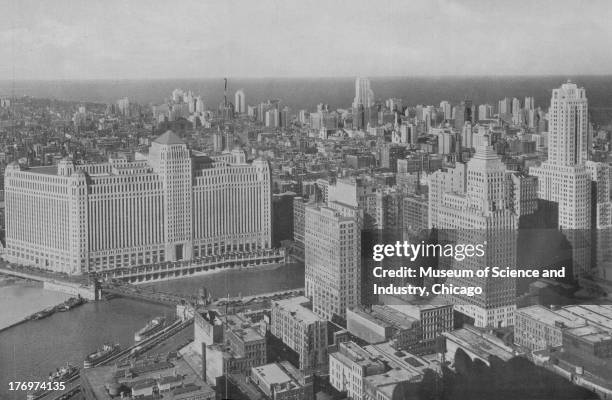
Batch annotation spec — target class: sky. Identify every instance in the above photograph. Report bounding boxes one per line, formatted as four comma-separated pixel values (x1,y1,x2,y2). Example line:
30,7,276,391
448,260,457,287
1,0,611,80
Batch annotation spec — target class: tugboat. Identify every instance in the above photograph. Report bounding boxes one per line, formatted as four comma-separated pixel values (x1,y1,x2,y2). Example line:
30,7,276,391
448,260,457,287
134,317,166,342
83,344,121,368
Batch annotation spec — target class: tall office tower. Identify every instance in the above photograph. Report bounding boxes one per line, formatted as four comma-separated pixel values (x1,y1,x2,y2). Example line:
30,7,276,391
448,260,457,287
440,101,452,120
149,133,193,261
530,82,592,276
454,100,473,130
429,136,519,328
525,96,535,111
352,77,374,109
511,97,521,115
478,104,493,121
304,205,361,320
498,97,511,116
512,97,523,125
265,108,279,128
585,161,612,280
280,106,291,129
437,131,454,154
461,122,473,149
234,89,246,114
117,97,130,116
4,131,279,277
195,96,205,113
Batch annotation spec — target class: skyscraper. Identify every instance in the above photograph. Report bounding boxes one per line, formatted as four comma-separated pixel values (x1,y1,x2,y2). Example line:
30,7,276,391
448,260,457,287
440,101,452,120
234,89,246,114
429,135,520,328
304,205,361,321
530,81,592,276
352,77,374,109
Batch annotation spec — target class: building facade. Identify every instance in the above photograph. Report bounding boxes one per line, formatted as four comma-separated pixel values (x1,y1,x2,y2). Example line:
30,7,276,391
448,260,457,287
429,136,521,328
4,131,279,277
304,205,361,320
530,82,592,277
270,296,328,374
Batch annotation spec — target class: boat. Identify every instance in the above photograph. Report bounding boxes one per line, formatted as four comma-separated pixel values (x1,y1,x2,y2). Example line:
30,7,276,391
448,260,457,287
25,364,78,400
83,344,121,368
49,363,78,381
134,317,167,342
31,308,54,320
57,296,86,312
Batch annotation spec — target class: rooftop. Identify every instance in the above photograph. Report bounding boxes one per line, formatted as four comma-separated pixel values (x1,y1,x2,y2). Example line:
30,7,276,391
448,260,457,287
252,363,295,387
443,326,515,362
516,305,586,329
349,306,418,330
273,296,323,324
562,305,612,330
154,130,186,145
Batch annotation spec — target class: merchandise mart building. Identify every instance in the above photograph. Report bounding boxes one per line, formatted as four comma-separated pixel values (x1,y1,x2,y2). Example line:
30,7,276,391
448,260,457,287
4,131,284,280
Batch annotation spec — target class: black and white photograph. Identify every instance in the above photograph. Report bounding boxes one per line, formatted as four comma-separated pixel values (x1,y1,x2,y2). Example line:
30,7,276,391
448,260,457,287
1,0,612,399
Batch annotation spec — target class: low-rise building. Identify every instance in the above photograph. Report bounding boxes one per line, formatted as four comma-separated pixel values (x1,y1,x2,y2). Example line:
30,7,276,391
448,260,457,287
329,341,386,400
271,296,328,374
443,325,515,367
251,361,314,400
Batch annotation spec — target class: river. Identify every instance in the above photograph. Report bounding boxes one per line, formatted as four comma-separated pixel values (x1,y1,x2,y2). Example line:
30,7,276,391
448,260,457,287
0,281,72,332
0,263,305,400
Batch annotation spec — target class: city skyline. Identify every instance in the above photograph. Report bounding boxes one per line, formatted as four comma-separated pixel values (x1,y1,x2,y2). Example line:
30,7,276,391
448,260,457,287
2,0,612,80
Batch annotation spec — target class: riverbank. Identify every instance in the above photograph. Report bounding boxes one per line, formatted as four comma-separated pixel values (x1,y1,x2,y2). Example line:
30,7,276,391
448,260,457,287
0,297,172,400
141,262,305,299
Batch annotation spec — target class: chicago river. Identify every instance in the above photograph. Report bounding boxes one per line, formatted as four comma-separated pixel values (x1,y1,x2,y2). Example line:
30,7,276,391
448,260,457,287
0,263,305,400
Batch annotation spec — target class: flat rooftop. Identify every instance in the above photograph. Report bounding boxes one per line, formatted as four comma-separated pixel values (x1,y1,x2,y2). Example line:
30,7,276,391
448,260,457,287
565,325,612,343
516,305,586,328
81,357,213,400
443,326,515,362
27,165,58,175
562,305,612,330
273,296,323,324
252,363,295,387
365,341,432,376
349,306,418,330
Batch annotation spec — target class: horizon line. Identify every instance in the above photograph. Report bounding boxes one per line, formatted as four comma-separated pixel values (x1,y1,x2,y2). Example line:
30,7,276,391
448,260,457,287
1,74,612,82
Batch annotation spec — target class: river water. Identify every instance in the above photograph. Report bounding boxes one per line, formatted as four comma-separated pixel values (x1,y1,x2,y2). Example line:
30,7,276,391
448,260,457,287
0,263,305,400
0,282,72,331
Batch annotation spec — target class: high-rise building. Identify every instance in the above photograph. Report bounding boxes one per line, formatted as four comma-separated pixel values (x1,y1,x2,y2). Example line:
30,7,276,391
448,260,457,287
439,101,452,120
117,97,130,116
352,77,374,109
478,104,493,121
234,89,246,114
265,108,279,128
4,131,280,277
498,97,511,116
524,96,535,111
585,161,612,279
429,136,521,327
304,205,361,320
530,82,591,276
